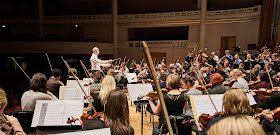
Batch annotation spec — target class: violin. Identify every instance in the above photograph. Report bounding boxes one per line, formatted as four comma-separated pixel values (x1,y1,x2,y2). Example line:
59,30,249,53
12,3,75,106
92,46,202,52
0,114,12,134
137,89,169,100
196,84,212,92
67,112,104,125
248,80,261,87
223,79,237,87
183,112,224,128
254,107,280,121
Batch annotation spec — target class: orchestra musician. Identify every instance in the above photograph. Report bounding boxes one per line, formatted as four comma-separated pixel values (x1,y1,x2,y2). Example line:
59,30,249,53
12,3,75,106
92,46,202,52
196,88,252,135
90,47,113,74
233,54,243,65
66,68,79,80
244,53,255,62
207,115,265,135
83,88,134,135
46,68,64,98
147,73,189,135
229,69,249,90
0,88,26,135
21,73,58,111
206,73,229,94
219,50,233,64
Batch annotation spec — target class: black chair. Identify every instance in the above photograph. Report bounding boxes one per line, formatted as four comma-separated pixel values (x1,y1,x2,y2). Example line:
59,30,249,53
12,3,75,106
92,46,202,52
9,111,36,133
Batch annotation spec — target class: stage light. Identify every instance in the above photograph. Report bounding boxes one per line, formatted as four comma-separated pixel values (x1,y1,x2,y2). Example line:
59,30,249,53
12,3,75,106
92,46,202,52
75,25,78,27
2,25,6,28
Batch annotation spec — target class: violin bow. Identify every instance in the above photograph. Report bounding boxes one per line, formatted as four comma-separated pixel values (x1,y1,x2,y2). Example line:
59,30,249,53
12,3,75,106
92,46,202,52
140,59,144,66
11,57,31,81
190,57,219,113
260,54,274,88
142,41,174,135
123,56,126,63
62,57,97,114
79,60,100,88
46,53,53,71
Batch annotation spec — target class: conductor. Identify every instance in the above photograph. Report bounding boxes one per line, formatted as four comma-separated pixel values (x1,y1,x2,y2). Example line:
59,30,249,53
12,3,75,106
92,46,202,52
90,47,113,74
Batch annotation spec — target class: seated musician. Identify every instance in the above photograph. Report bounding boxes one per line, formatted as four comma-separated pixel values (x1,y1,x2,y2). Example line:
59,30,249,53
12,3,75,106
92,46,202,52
271,53,280,65
253,64,261,78
83,88,134,135
199,67,211,84
250,92,280,134
21,73,58,111
66,68,79,80
207,73,229,94
272,72,280,86
181,75,202,117
147,73,189,135
0,88,26,135
128,63,136,73
233,54,243,65
267,62,277,78
152,72,167,91
222,62,231,77
252,71,270,90
229,69,249,91
244,53,255,62
107,69,119,85
207,115,265,135
219,50,233,64
90,71,103,93
89,76,116,113
196,88,252,135
46,68,64,97
261,109,280,134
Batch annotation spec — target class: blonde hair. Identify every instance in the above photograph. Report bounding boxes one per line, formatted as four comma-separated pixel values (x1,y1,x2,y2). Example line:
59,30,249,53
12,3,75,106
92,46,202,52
68,68,77,76
223,88,252,115
230,69,242,77
207,115,265,135
166,73,181,90
0,88,7,108
99,76,116,104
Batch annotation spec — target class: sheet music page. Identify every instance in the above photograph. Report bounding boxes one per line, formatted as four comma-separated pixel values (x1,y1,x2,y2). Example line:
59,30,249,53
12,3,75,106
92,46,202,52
125,73,138,83
83,78,93,82
31,100,84,127
190,94,257,119
54,128,111,135
59,86,90,100
66,80,89,87
127,84,153,101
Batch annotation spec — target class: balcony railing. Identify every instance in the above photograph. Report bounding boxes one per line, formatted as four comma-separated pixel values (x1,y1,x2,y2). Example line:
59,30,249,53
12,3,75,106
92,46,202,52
0,5,261,23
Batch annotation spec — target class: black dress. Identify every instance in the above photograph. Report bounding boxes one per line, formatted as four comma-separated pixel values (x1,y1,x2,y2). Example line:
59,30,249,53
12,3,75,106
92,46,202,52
157,93,190,135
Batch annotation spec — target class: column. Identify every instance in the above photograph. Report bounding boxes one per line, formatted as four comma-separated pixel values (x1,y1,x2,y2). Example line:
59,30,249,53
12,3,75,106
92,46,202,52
38,0,44,39
112,0,118,58
199,0,207,50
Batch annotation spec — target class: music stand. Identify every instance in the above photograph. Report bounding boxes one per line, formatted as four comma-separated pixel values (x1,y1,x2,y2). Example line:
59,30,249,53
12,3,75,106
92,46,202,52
127,84,153,135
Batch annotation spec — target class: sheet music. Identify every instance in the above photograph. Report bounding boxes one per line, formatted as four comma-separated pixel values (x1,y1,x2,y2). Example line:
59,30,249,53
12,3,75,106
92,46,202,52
127,84,153,102
59,86,90,100
53,128,111,135
83,78,93,82
190,94,257,119
66,80,89,87
31,100,84,127
125,73,138,83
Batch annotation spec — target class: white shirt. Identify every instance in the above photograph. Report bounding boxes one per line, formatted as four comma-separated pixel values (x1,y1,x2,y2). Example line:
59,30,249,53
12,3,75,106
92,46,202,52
90,53,109,70
21,90,58,111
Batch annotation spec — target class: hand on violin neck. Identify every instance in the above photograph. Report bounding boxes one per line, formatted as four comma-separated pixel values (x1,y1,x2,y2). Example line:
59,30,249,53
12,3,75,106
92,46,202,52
261,110,274,122
195,119,204,131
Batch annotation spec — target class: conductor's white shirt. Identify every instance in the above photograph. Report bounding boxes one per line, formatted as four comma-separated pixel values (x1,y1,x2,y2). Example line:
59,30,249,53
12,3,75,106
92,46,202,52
90,53,109,70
